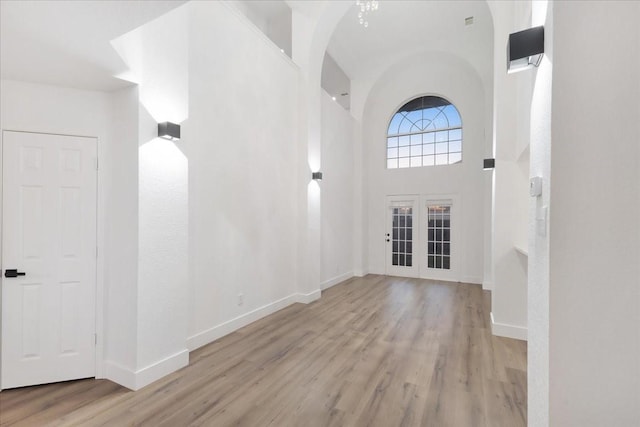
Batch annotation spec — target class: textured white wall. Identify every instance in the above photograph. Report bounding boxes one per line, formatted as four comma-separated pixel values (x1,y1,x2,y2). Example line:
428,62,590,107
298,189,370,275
321,91,355,288
362,52,488,283
110,4,190,386
549,1,640,425
528,2,552,425
134,6,189,375
188,1,299,343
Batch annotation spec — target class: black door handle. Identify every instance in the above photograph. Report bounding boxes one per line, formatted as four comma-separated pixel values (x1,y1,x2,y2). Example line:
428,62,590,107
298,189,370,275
5,269,26,278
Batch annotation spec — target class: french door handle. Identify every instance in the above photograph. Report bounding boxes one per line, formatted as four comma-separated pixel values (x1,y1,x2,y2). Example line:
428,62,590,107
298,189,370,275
4,269,26,278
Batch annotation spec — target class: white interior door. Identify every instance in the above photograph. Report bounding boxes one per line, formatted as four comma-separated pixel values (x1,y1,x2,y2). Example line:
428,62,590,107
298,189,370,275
385,196,419,277
1,131,97,389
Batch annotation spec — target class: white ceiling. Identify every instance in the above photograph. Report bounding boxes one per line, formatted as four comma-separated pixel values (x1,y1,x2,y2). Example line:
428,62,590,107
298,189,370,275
326,1,494,84
0,0,187,91
242,0,291,21
1,0,494,94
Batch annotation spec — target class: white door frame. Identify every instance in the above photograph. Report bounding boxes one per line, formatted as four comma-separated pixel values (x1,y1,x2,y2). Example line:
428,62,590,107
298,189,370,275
0,129,105,388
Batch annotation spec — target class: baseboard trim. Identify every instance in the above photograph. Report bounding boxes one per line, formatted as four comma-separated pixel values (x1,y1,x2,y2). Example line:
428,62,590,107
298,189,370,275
187,291,321,352
105,349,189,391
135,350,189,390
482,280,494,291
353,269,369,277
294,289,321,304
321,272,353,290
104,361,137,390
461,276,483,285
490,312,527,341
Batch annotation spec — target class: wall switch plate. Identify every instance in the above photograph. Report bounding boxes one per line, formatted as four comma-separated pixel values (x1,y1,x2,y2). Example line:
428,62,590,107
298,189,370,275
530,176,543,197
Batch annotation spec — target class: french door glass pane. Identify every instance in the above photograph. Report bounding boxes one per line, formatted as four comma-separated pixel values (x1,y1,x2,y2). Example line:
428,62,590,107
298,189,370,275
391,207,413,267
427,205,451,270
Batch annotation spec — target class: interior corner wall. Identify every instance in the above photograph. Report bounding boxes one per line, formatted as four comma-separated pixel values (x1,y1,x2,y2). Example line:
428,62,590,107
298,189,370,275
321,91,355,289
488,0,531,341
549,1,640,425
362,53,487,283
187,1,300,349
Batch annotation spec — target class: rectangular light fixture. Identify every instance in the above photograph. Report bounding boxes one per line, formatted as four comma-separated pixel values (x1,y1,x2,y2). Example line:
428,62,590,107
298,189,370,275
507,26,544,73
483,158,495,170
158,122,181,141
312,172,323,180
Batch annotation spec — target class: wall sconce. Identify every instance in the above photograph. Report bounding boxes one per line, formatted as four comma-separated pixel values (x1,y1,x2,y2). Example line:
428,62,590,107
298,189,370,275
158,122,181,141
312,172,323,180
507,26,544,73
483,158,495,170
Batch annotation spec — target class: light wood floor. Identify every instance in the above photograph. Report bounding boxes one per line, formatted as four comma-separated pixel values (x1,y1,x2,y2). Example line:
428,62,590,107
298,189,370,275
0,275,526,426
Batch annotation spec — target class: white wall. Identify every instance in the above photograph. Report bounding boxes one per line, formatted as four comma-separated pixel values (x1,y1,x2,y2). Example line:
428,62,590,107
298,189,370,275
232,0,292,58
321,54,350,110
110,5,190,388
362,52,488,284
107,86,140,375
528,1,552,424
187,1,301,349
548,1,640,425
320,91,355,289
486,0,530,341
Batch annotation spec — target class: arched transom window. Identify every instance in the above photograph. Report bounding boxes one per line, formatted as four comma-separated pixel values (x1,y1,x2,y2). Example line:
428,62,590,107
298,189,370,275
387,96,462,169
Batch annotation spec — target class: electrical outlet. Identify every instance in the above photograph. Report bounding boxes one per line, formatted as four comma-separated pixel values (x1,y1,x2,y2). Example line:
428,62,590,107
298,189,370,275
237,293,244,306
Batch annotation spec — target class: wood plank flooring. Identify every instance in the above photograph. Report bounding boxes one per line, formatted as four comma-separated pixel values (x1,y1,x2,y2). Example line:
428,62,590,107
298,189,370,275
0,275,527,426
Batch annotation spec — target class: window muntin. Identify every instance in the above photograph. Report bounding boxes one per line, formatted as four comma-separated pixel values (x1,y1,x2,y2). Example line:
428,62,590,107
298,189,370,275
391,207,413,267
387,96,462,169
427,205,451,270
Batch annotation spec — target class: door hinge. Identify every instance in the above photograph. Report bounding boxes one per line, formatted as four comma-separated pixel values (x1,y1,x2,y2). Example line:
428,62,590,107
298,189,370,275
94,333,97,345
95,157,99,170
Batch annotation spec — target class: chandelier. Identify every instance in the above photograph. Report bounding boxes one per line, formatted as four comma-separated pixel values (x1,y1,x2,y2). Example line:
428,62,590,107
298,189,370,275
356,0,379,28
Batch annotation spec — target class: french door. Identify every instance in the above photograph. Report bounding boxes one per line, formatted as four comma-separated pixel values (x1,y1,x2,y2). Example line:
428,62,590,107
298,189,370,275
1,131,97,389
385,195,459,281
385,196,419,277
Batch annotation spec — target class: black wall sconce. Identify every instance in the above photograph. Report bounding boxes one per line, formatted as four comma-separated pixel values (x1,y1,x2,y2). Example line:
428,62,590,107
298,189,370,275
507,26,544,73
158,122,181,141
483,158,495,170
312,172,323,180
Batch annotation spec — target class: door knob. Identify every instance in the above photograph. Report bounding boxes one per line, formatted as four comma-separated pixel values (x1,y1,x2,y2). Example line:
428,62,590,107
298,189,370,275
4,269,26,278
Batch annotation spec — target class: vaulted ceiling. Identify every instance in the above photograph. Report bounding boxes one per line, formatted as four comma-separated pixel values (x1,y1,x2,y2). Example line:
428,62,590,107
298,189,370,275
1,1,494,93
326,1,494,86
0,0,186,91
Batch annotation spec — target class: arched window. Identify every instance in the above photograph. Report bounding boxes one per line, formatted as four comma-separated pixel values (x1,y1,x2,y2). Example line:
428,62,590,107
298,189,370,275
386,96,462,169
